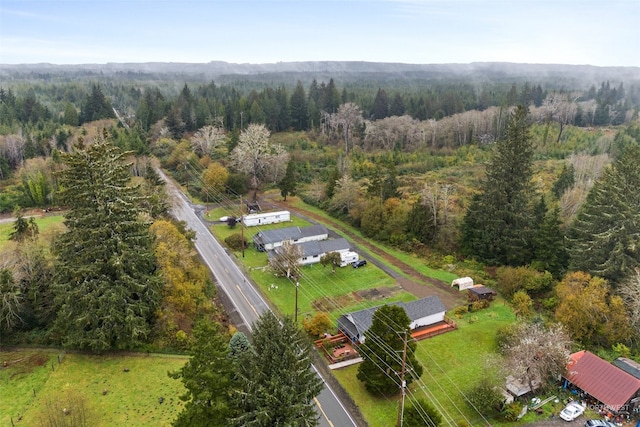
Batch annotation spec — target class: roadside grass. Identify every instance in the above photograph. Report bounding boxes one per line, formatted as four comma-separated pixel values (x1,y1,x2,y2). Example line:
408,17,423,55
333,302,517,427
0,214,65,245
8,350,188,427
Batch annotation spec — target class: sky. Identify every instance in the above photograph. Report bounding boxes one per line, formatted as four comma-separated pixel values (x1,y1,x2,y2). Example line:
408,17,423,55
1,0,639,67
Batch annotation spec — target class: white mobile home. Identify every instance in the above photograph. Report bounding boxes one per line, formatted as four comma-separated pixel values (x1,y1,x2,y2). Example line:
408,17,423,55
242,210,290,227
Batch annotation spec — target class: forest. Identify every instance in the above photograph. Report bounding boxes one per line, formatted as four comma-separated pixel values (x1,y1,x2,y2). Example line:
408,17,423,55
1,61,640,425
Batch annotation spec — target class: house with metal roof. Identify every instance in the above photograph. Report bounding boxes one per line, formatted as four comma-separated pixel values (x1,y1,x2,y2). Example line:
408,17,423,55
614,357,640,380
337,295,447,344
564,350,640,413
253,225,329,251
268,237,357,267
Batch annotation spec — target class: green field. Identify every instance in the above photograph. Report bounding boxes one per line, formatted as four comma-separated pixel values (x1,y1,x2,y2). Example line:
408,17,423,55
0,214,65,244
1,349,188,427
334,303,519,427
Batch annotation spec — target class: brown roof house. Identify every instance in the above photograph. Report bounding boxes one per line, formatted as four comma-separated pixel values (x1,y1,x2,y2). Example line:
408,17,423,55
564,350,640,413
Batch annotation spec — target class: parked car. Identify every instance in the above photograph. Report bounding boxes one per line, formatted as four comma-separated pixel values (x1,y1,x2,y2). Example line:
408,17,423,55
559,401,586,421
352,259,367,268
585,420,616,427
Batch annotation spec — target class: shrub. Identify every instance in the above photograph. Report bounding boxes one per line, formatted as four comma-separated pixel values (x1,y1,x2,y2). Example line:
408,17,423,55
501,402,523,421
453,305,468,317
470,300,489,312
224,233,247,251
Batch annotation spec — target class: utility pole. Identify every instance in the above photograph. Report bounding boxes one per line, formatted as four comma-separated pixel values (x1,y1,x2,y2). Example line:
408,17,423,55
240,195,245,258
294,279,299,323
396,329,408,427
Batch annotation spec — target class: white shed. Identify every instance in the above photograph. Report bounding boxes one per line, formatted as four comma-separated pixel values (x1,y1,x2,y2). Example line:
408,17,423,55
451,277,474,290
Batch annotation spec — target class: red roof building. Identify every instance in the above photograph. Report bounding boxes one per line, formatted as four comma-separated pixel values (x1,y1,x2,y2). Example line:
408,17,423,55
565,350,640,412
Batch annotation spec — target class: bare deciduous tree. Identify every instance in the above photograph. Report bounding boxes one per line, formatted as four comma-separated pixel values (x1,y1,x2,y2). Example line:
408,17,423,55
329,174,361,213
502,322,572,393
230,124,288,199
190,125,226,157
618,269,640,343
269,241,303,279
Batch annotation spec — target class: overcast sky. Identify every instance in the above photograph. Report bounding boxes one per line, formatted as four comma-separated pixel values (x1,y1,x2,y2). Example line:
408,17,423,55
1,0,638,67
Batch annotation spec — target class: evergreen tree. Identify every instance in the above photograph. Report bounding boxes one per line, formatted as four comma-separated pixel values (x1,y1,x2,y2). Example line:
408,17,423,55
169,320,233,427
389,93,405,117
290,81,308,130
52,138,161,351
569,143,640,285
278,158,298,201
405,198,436,245
552,163,575,198
356,304,423,396
403,398,442,427
230,312,323,426
533,206,568,278
459,105,536,266
80,84,115,123
228,331,251,359
371,88,390,119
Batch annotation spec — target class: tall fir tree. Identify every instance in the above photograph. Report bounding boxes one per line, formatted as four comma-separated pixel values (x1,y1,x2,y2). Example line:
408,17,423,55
169,320,233,427
356,304,423,396
290,81,308,131
569,143,640,285
229,312,323,426
52,138,161,351
459,105,536,266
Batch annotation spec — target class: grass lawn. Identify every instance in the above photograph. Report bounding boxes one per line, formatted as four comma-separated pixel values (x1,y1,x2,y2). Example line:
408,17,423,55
2,349,188,427
333,302,518,427
0,214,65,245
208,206,417,322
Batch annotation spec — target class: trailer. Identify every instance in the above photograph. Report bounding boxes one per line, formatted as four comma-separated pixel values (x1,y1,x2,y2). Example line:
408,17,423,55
339,251,360,267
241,210,290,227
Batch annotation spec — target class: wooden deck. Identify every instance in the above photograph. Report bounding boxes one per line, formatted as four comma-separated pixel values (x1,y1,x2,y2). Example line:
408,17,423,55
410,319,457,341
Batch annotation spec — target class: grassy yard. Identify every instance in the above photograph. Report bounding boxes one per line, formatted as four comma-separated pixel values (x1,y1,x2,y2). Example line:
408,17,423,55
333,303,518,427
1,349,188,427
0,214,65,245
206,206,416,321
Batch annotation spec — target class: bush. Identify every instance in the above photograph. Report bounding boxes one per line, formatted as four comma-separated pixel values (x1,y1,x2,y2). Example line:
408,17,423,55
224,233,247,251
501,402,523,421
470,300,489,312
453,305,468,317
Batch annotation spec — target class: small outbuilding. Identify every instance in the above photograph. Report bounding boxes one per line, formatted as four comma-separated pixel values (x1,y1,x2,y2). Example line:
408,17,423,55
451,277,474,290
467,285,497,302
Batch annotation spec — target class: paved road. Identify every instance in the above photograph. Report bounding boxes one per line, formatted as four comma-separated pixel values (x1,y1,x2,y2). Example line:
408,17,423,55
159,170,360,427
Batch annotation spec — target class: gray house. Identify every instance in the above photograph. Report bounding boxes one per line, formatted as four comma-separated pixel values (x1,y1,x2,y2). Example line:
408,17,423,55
268,237,357,267
253,225,328,251
337,295,447,344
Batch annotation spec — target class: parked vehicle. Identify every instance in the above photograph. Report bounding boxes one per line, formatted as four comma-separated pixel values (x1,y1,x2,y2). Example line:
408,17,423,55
559,402,586,421
352,259,367,268
585,420,616,427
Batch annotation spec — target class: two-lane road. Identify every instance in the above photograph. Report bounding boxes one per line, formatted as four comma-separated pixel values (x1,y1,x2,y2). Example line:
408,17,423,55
159,170,360,427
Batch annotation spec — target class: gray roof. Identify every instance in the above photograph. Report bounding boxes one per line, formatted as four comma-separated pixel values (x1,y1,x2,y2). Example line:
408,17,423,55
613,357,640,380
338,295,446,340
254,225,327,246
298,238,350,257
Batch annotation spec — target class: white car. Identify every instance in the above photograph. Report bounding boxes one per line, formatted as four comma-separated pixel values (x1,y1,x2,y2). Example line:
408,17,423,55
559,401,586,421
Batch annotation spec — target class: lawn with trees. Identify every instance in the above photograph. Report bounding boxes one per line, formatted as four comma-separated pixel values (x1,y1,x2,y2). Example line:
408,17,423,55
2,62,640,426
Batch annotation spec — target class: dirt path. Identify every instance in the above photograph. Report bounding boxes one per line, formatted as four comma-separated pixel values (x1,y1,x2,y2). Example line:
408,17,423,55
261,194,466,310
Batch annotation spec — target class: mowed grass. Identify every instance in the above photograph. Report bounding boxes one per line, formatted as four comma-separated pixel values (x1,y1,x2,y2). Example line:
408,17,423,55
3,349,188,427
333,303,517,427
0,214,65,245
207,206,415,320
